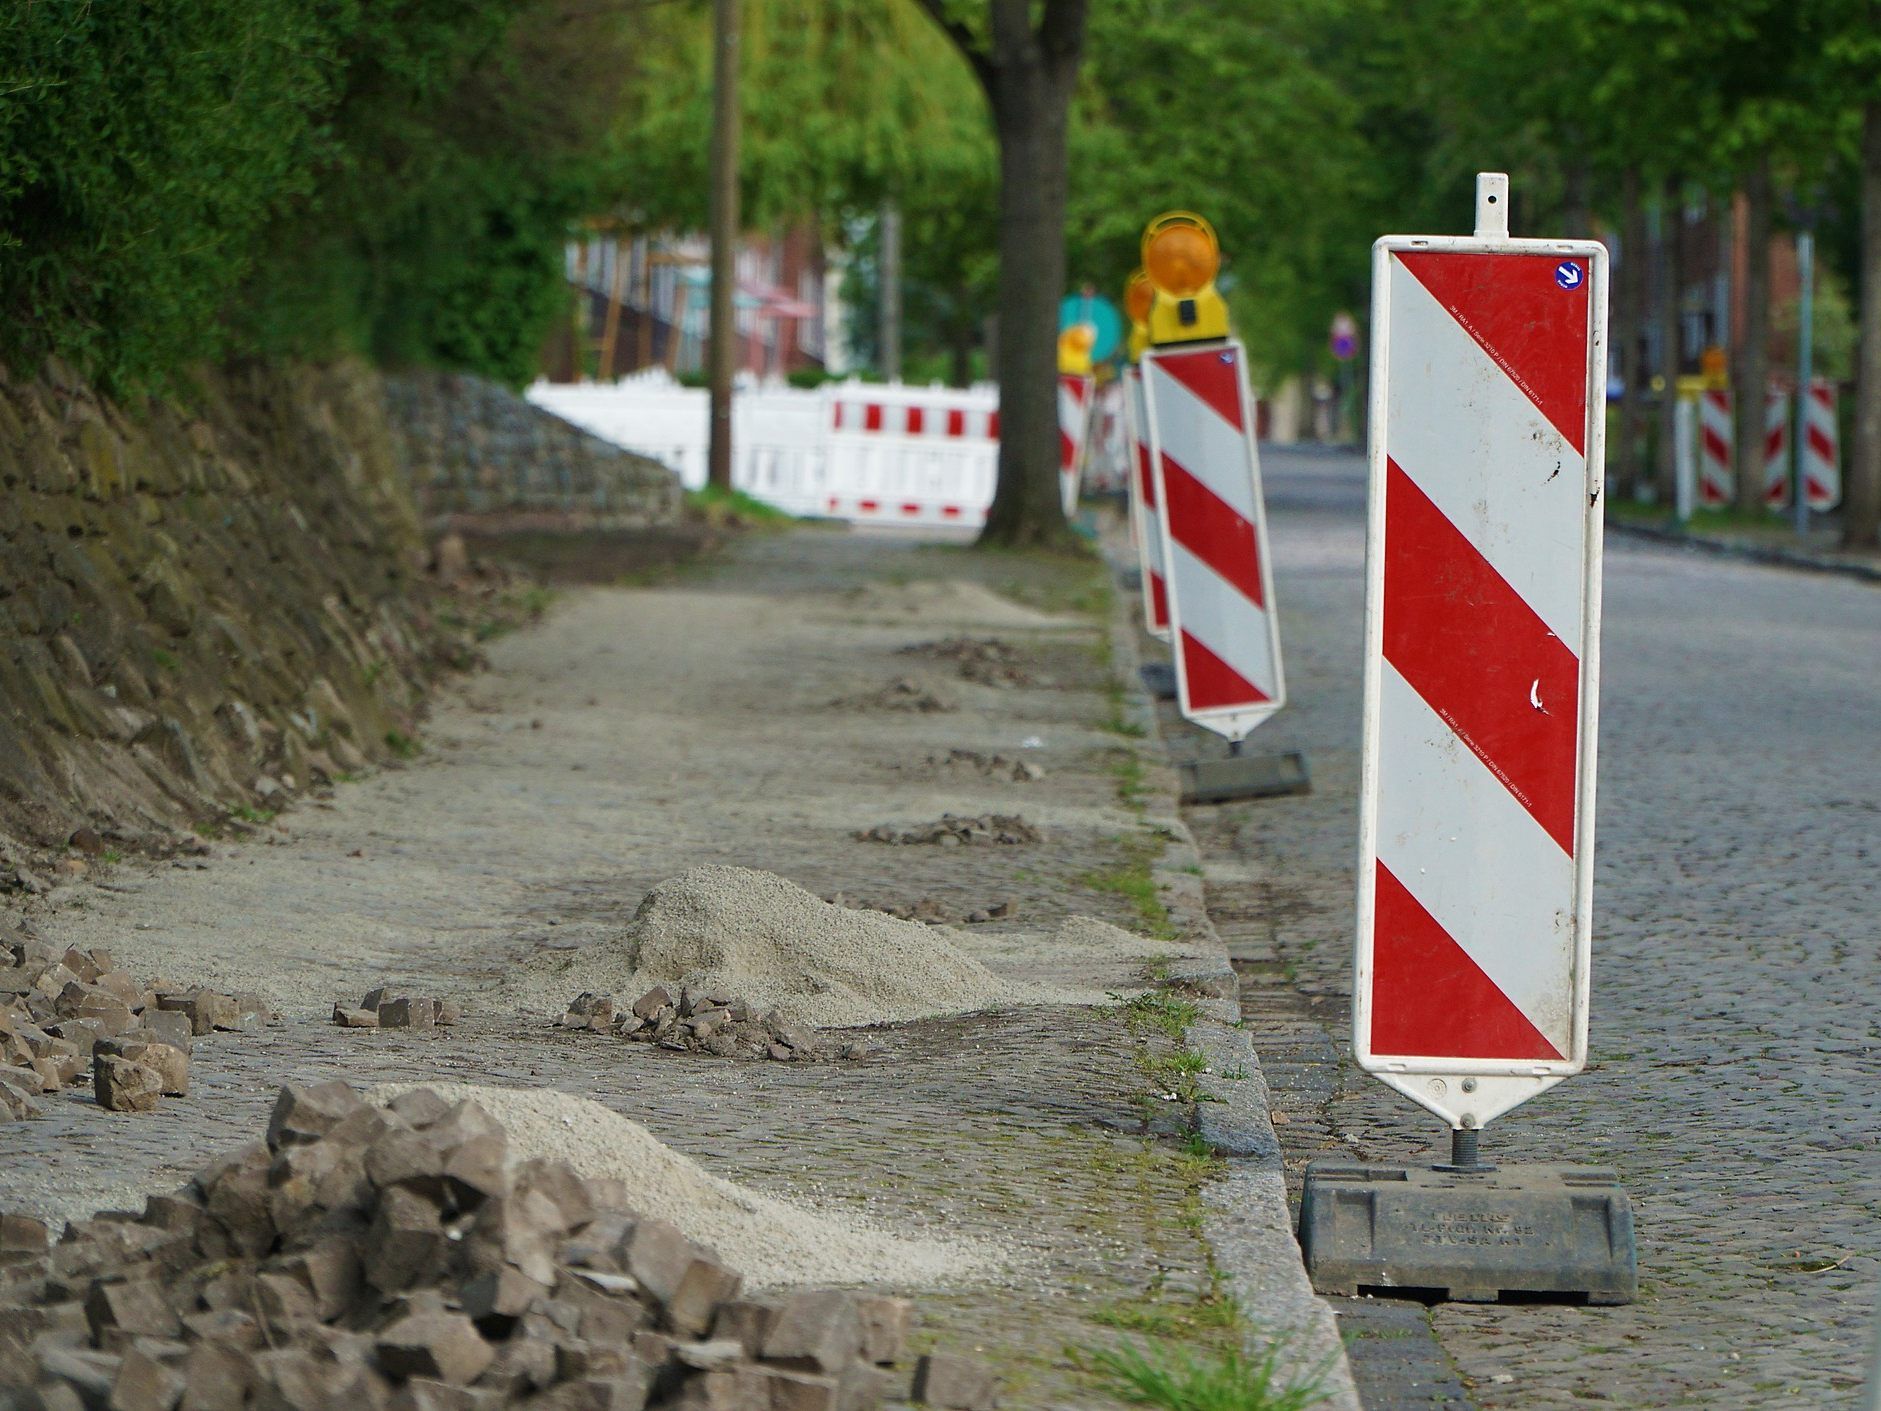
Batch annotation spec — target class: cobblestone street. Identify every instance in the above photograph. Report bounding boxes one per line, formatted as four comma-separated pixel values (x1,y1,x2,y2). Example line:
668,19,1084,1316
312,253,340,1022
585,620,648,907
1173,447,1881,1408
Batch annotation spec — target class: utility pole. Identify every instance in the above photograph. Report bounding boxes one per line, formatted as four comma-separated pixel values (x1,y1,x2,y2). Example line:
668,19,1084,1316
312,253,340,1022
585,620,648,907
1794,229,1814,536
878,203,903,383
706,0,740,493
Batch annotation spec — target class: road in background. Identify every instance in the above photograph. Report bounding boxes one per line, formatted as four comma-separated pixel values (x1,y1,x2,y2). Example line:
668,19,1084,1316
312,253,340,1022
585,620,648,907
1175,445,1880,1409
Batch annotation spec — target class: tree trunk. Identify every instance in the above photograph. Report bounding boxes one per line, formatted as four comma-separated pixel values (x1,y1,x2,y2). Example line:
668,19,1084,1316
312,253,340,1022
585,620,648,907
1655,177,1683,505
948,316,974,388
1846,99,1881,549
878,202,903,382
705,0,741,492
979,49,1079,547
1732,156,1772,514
1616,168,1648,499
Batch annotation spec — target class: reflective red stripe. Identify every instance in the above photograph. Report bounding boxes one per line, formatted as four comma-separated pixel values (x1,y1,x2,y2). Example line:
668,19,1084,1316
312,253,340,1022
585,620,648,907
1152,345,1244,430
1397,251,1591,455
1161,455,1264,608
1370,862,1563,1060
1179,629,1269,712
1384,459,1580,855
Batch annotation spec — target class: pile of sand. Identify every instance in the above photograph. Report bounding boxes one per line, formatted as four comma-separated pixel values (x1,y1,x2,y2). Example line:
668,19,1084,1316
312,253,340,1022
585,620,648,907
368,1082,1000,1289
523,865,1049,1028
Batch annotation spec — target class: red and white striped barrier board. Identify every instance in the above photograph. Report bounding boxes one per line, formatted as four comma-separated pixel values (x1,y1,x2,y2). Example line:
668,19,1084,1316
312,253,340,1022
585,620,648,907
831,398,998,441
1058,374,1095,517
1356,212,1608,1131
1141,338,1284,740
1699,389,1732,506
1760,390,1792,508
1801,379,1841,509
1121,367,1171,640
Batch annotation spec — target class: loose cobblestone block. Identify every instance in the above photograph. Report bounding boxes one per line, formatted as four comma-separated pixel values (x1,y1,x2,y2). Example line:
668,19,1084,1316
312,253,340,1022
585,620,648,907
852,1298,910,1366
84,1277,182,1342
366,1188,449,1294
93,1057,162,1113
267,1082,364,1149
96,1039,187,1097
379,998,436,1031
756,1367,839,1411
376,1312,495,1386
762,1291,862,1374
179,1341,254,1411
910,1353,998,1409
332,1007,380,1029
132,1010,193,1053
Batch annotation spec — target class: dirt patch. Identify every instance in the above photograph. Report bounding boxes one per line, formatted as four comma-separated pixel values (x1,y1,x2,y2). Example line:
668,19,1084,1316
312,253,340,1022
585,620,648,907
897,637,1037,689
835,581,1084,631
828,677,957,714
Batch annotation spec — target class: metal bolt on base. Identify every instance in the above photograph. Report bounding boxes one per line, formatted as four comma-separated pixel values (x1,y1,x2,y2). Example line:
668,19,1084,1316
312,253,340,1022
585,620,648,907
1432,1126,1493,1174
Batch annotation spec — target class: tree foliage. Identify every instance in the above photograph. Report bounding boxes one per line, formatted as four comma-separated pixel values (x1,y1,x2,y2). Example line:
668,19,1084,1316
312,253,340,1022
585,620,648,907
0,0,631,390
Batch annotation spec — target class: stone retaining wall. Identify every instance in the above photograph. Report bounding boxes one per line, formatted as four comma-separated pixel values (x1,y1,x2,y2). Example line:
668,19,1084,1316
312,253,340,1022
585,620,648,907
0,359,484,880
381,371,682,527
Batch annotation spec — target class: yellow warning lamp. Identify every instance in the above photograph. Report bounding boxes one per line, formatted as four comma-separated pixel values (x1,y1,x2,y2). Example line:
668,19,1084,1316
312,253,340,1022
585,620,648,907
1124,268,1153,361
1142,211,1229,345
1057,321,1096,376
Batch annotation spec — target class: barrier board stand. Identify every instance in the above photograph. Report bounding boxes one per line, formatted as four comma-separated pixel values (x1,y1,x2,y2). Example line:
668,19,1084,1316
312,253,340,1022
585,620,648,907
1140,335,1307,803
1298,175,1635,1304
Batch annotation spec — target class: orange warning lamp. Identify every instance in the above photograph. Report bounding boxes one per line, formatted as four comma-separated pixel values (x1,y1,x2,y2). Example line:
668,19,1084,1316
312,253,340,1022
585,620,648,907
1142,211,1229,344
1124,268,1153,360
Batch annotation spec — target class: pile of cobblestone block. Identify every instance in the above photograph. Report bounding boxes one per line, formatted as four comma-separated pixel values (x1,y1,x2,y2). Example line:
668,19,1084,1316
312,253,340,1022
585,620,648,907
0,1082,996,1409
823,894,1016,927
856,815,1041,848
897,638,1033,689
831,679,956,715
909,751,1043,784
560,990,881,1064
0,933,266,1118
334,989,465,1031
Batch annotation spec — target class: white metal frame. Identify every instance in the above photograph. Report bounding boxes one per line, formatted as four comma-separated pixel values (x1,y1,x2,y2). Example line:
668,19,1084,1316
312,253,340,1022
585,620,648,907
1141,335,1286,742
1120,366,1171,642
1352,174,1610,1130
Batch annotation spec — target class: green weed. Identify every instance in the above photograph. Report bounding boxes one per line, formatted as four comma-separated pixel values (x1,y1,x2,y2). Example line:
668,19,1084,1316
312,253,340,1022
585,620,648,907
1115,990,1201,1042
1075,1337,1330,1411
686,485,794,527
384,729,421,759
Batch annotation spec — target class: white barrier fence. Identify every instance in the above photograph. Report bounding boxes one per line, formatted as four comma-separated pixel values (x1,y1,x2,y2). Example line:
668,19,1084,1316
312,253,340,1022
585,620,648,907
528,373,1002,526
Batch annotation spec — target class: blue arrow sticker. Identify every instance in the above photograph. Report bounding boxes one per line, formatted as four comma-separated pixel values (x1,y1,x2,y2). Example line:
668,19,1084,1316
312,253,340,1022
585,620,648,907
1555,261,1584,290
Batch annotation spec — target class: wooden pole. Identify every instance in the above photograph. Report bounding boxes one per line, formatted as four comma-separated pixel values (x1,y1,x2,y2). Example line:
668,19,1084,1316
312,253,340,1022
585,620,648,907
706,0,741,492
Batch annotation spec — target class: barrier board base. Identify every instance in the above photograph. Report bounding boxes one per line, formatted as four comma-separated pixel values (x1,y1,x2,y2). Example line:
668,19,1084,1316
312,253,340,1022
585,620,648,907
1298,1158,1636,1305
1139,662,1178,701
1177,750,1310,805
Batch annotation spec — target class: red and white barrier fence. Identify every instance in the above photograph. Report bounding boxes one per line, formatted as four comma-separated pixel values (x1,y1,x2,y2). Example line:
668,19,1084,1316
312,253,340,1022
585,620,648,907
528,374,998,527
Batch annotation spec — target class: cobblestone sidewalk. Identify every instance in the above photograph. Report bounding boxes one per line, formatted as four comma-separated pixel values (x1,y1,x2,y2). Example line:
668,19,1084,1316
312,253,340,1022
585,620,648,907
2,526,1357,1409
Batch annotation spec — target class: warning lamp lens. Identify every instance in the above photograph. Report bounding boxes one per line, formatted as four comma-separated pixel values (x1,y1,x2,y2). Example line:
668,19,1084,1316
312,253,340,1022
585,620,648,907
1124,271,1154,324
1144,225,1218,298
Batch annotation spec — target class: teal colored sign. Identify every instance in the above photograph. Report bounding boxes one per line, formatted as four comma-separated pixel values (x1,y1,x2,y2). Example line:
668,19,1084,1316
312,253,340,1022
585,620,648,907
1060,292,1123,364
